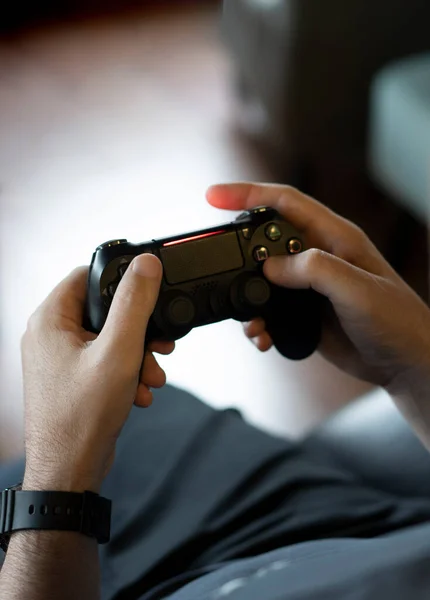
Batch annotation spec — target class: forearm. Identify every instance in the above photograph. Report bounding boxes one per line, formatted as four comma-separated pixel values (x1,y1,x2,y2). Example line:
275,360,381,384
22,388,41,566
0,530,99,600
387,365,430,451
0,466,102,600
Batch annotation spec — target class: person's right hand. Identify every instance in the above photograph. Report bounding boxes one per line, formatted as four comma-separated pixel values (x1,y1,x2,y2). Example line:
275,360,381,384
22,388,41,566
207,183,430,392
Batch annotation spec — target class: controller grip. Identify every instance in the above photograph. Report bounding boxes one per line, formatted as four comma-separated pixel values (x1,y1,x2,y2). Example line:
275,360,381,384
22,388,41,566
263,287,323,360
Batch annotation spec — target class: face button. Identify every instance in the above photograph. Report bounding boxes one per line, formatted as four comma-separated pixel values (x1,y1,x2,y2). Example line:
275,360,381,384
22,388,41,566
97,239,127,250
265,223,282,242
253,246,270,262
287,238,303,254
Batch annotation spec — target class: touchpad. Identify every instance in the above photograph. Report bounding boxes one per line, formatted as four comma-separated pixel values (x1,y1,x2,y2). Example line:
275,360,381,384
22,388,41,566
160,231,244,285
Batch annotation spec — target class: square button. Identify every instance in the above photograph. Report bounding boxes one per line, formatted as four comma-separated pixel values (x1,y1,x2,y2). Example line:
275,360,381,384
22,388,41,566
253,246,269,262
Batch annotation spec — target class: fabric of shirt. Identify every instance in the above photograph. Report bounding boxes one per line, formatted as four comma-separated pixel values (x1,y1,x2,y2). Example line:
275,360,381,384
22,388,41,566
163,523,430,600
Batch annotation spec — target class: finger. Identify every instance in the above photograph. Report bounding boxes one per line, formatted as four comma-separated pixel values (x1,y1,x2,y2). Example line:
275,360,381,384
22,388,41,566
252,332,273,353
206,182,337,237
36,266,89,331
147,340,175,355
264,249,377,310
96,254,162,367
134,383,153,408
243,318,266,339
206,183,390,277
140,352,167,389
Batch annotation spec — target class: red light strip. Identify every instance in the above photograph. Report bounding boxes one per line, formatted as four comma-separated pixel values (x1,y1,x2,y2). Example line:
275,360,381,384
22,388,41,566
162,230,226,247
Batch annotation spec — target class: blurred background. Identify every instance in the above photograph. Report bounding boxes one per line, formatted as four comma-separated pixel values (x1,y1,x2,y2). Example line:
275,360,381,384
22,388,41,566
1,0,429,460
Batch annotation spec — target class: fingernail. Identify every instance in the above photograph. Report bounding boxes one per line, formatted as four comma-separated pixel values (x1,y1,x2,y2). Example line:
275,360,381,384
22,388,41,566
132,254,161,278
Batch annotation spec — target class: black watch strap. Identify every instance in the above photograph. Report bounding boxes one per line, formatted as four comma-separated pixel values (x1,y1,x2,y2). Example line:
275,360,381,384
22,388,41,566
0,488,111,553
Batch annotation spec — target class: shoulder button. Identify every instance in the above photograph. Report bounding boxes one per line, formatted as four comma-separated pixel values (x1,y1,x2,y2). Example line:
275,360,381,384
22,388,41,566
97,239,128,250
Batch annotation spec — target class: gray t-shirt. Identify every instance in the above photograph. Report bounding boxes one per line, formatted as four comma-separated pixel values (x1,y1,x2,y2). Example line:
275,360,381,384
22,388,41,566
165,523,430,600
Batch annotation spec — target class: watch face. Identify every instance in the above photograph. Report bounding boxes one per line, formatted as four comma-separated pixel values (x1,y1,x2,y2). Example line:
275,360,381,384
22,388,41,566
0,483,22,553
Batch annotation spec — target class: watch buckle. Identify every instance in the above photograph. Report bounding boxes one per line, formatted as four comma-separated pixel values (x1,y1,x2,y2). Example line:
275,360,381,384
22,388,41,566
0,489,16,535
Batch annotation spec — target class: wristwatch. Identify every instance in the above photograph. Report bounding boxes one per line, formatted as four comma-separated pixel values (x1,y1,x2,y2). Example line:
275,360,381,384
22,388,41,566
0,483,111,553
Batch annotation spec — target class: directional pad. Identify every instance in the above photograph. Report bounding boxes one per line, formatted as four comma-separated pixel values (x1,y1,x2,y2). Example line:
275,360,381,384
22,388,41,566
107,281,119,298
118,262,130,278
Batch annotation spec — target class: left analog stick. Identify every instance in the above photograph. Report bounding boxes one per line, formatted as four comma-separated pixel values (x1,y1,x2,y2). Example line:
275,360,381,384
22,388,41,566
165,295,195,327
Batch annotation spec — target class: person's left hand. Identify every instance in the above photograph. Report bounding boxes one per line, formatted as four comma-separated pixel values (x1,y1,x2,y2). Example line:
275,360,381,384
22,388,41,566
21,254,173,493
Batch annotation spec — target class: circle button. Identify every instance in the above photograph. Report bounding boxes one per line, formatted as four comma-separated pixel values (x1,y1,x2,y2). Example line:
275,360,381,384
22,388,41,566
287,238,303,254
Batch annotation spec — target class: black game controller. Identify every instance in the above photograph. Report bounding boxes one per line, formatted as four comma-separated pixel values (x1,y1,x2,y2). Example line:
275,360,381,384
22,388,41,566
85,207,323,360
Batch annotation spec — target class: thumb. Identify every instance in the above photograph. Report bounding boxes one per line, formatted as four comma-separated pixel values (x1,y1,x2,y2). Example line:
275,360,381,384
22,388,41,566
264,249,372,308
97,254,162,361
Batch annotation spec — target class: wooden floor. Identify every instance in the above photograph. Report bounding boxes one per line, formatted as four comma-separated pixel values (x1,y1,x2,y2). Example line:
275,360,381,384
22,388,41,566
0,5,371,460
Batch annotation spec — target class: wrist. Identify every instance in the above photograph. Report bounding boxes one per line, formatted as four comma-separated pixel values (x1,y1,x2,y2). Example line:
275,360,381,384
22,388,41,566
23,462,103,494
385,362,430,451
385,359,430,399
23,437,108,493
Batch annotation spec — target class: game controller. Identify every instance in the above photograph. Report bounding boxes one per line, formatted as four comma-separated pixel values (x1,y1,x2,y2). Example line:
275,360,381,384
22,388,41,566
85,207,323,360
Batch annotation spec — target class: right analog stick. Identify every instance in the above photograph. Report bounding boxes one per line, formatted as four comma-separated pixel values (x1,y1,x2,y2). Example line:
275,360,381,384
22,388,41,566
231,274,272,313
243,277,271,307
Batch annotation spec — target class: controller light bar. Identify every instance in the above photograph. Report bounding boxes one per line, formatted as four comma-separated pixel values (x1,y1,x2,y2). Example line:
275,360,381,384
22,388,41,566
163,230,226,247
